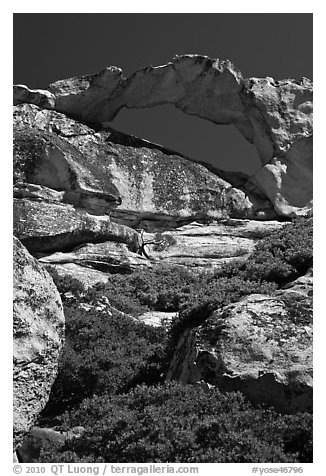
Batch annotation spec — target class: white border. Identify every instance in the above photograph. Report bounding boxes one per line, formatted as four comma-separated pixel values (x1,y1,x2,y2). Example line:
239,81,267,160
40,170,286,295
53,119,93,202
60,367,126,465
2,3,324,475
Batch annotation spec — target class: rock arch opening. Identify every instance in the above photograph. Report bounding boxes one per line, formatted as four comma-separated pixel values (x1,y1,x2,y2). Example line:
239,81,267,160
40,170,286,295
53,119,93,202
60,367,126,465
13,54,313,216
111,104,262,177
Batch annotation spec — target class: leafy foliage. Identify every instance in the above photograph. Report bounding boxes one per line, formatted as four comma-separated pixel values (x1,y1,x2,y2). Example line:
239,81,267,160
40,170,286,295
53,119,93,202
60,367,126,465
83,264,203,314
39,383,312,463
152,232,177,251
42,304,167,417
38,217,313,463
48,268,86,296
50,218,312,320
169,218,313,344
240,217,312,284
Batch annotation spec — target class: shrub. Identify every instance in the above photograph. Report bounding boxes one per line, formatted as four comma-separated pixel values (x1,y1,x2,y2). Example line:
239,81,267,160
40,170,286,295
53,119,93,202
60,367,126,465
49,218,312,322
38,383,312,463
48,268,86,297
166,218,313,348
239,217,312,285
41,304,167,418
37,218,313,464
152,232,177,251
85,264,203,313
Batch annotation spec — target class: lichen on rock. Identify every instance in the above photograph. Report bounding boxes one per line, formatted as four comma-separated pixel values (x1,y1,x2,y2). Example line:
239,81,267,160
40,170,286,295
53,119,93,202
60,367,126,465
13,237,65,450
167,269,313,413
14,54,313,217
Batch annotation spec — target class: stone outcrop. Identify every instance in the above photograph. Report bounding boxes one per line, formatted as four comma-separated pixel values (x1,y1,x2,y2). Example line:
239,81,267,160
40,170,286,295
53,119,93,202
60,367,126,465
30,219,287,283
42,263,111,290
13,102,286,284
138,311,176,328
39,241,151,274
14,103,273,224
14,125,121,215
167,269,313,413
141,219,286,269
13,198,141,254
14,55,313,217
12,54,313,465
13,237,65,450
17,426,85,463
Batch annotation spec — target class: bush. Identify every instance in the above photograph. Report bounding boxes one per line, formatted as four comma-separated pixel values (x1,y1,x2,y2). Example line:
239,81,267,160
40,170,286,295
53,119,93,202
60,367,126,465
85,264,203,314
48,268,86,296
166,218,313,348
38,218,313,464
38,383,312,463
240,217,312,285
49,218,312,321
152,232,177,251
41,304,167,418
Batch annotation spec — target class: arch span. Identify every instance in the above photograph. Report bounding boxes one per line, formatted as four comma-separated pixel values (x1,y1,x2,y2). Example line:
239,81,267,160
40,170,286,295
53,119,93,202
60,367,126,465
13,54,313,216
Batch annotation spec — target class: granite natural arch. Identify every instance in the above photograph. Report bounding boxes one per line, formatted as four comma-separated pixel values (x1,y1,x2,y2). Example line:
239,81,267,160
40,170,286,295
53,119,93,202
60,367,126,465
14,54,313,217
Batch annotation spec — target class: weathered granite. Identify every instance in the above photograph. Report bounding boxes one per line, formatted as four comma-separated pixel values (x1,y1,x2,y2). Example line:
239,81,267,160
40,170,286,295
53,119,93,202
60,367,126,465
137,311,176,328
39,241,151,274
43,263,110,291
13,198,141,254
17,426,85,463
13,237,65,450
34,219,287,279
167,269,313,413
14,104,272,223
14,125,121,215
141,219,286,270
13,54,313,217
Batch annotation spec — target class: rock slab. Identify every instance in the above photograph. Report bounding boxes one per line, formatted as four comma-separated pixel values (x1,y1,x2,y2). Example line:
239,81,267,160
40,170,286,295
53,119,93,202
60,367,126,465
167,270,313,412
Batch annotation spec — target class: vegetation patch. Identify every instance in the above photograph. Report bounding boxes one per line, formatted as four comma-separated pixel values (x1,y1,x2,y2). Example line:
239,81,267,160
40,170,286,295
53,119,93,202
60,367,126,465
39,383,312,463
38,217,312,463
41,304,167,418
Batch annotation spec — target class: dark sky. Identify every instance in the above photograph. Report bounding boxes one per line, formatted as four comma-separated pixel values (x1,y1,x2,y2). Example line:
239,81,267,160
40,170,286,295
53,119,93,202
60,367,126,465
13,13,313,174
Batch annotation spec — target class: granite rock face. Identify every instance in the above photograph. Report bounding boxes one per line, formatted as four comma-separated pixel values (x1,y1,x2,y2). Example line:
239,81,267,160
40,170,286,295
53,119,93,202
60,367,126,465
13,198,141,254
13,102,283,284
12,57,313,450
14,125,121,215
24,216,289,291
17,426,85,463
167,269,313,413
14,103,271,224
13,237,65,450
14,55,313,217
141,219,286,270
39,241,151,274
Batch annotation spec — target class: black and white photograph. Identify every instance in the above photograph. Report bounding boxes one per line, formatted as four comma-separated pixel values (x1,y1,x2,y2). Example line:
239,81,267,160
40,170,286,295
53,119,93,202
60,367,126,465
11,8,314,471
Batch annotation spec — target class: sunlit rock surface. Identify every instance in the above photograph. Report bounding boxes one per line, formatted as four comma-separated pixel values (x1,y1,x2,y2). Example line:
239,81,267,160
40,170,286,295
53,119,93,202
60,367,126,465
167,269,313,413
13,237,65,450
13,198,140,254
14,54,313,217
141,219,286,269
13,102,286,283
14,104,271,223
